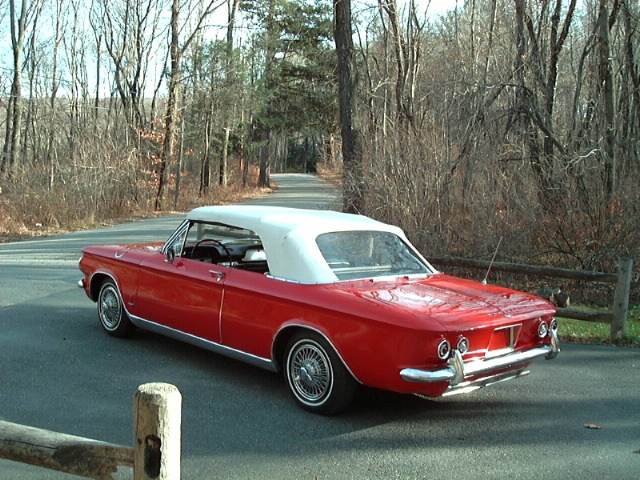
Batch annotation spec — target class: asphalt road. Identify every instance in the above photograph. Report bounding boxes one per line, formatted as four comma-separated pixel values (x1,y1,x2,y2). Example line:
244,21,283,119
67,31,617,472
1,173,638,479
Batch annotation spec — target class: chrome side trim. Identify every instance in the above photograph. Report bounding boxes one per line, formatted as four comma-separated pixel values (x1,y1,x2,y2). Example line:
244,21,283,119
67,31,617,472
400,337,559,386
92,276,276,372
129,315,277,373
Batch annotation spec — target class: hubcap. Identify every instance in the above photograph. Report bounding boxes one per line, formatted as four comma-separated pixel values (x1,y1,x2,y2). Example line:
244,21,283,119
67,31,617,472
99,286,121,330
289,342,332,404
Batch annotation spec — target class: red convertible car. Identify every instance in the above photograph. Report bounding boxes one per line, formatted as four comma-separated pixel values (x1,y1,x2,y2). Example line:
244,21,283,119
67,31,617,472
79,206,559,414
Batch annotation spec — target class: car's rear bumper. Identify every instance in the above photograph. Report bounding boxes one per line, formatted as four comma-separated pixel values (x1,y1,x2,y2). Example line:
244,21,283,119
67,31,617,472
400,330,560,387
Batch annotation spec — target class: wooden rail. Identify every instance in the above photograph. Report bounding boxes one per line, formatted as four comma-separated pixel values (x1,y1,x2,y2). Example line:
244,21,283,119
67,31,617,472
427,256,634,343
0,383,181,480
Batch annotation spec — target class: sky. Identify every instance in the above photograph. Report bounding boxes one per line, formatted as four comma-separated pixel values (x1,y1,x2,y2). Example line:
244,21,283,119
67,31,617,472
419,0,460,17
0,0,463,99
393,0,461,17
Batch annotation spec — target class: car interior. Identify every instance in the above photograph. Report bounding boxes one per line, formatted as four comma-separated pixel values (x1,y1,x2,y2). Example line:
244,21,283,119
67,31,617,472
180,221,270,274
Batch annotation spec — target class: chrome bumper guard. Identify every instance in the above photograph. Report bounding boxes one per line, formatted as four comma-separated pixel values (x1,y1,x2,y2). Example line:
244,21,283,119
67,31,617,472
400,329,560,387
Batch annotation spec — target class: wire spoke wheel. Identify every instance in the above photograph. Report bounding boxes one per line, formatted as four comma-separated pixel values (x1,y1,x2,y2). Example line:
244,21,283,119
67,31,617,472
97,279,135,337
290,342,332,403
99,285,121,330
284,332,357,415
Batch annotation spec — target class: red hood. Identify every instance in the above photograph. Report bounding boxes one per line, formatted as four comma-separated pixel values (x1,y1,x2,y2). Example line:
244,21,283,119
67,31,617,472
343,273,556,330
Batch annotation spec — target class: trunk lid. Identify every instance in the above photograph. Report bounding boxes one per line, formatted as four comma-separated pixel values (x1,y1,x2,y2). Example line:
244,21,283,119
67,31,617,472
342,273,555,330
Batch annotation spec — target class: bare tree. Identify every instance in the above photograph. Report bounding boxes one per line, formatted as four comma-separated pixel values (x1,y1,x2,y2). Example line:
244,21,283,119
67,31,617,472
155,0,224,210
596,0,617,201
220,0,241,188
92,0,166,130
44,0,65,189
255,0,277,189
516,0,577,209
1,0,31,175
377,0,424,130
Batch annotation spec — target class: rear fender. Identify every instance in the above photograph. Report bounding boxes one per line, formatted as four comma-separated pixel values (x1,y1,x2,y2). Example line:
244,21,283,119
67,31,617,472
272,323,360,384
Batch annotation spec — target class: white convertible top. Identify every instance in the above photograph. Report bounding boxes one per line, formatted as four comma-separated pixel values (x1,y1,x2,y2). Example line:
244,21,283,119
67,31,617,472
186,205,414,283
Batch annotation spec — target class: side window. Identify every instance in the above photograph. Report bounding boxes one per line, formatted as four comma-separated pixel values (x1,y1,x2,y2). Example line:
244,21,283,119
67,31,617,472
178,221,268,273
163,221,189,257
170,231,187,256
186,222,204,243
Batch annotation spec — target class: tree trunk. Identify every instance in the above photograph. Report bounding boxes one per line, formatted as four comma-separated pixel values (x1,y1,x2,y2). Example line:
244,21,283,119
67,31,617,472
257,0,276,188
334,0,364,213
46,0,63,189
597,0,616,201
155,0,181,211
378,0,421,130
173,115,185,208
1,0,28,176
258,134,271,188
220,127,230,187
544,0,577,160
220,0,239,187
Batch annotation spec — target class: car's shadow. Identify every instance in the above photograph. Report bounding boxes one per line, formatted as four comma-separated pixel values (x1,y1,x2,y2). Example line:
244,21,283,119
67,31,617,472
122,327,508,455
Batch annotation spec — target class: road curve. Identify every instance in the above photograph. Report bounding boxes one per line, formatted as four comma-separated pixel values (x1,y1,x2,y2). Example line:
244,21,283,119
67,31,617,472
0,173,338,308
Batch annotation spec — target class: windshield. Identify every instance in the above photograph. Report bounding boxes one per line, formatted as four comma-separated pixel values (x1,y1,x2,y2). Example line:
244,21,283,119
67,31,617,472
316,231,432,280
185,222,260,244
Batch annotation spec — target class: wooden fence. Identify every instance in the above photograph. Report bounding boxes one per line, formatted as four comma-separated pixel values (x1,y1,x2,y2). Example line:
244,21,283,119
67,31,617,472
0,383,181,480
427,256,634,343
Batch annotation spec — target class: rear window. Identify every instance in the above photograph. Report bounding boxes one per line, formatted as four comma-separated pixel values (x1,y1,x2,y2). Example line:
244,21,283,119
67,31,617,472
315,231,431,280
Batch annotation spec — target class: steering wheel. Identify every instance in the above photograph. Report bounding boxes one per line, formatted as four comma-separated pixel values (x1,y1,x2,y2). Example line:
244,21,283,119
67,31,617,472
190,239,232,263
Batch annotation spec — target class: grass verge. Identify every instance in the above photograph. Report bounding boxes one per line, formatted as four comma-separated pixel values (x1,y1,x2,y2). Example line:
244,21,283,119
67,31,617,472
558,303,640,347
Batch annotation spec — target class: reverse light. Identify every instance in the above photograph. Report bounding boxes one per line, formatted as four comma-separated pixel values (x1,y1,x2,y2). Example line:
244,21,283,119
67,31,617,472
456,336,470,354
437,339,451,360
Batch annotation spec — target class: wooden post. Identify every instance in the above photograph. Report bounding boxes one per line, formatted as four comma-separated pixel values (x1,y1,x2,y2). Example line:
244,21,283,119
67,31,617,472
610,257,633,343
134,383,181,480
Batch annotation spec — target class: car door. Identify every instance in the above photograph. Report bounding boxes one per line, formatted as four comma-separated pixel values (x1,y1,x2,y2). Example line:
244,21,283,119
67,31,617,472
135,251,227,342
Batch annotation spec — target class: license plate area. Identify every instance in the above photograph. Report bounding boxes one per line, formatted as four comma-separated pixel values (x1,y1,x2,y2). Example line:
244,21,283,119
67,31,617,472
486,324,522,358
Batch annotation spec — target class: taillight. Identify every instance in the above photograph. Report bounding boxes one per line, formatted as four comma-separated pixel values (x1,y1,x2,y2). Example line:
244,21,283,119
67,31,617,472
537,320,549,338
437,338,451,360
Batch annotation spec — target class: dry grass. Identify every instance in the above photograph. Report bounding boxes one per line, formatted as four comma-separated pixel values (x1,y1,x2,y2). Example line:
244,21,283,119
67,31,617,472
0,165,271,243
316,162,343,188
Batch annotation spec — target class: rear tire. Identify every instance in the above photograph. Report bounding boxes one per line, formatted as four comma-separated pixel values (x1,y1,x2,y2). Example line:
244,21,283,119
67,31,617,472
284,331,356,415
97,279,136,338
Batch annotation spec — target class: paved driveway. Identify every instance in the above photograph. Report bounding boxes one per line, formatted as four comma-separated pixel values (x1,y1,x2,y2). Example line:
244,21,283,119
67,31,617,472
1,174,638,479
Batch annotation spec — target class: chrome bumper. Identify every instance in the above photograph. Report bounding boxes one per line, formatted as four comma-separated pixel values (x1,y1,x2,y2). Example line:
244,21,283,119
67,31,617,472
400,330,560,386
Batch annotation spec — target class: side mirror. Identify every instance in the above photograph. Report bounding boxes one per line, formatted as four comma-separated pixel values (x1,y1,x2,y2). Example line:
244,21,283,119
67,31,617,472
166,247,176,263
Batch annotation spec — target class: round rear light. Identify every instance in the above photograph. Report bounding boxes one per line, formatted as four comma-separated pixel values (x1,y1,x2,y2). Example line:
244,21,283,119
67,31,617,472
538,321,549,338
456,337,469,354
550,318,558,332
437,339,451,360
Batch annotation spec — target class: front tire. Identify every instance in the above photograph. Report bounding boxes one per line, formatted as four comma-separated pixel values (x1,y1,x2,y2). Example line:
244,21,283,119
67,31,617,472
97,279,136,337
284,332,356,415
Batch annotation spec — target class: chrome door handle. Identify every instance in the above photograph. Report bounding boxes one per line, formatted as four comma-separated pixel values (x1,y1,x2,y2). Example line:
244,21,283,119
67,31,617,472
209,270,225,281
